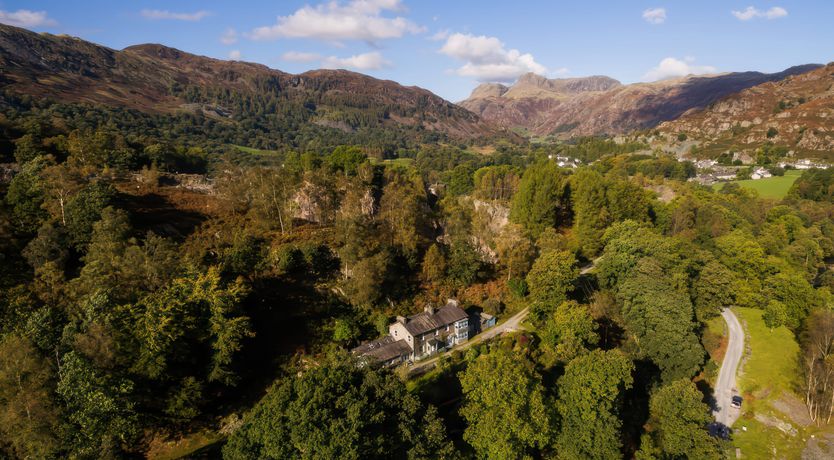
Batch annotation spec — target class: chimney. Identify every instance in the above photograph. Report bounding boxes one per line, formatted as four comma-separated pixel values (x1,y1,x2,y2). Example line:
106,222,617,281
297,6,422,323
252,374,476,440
424,303,435,315
396,316,406,325
446,299,459,308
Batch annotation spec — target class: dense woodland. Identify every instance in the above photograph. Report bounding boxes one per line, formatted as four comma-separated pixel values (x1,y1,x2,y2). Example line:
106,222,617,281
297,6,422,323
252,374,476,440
3,92,834,460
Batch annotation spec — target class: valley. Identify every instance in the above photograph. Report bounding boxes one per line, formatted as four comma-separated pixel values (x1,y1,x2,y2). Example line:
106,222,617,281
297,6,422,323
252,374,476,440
2,5,834,459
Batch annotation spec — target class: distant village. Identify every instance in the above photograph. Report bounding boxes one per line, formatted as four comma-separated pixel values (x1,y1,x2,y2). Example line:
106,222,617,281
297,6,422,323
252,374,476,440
688,157,829,186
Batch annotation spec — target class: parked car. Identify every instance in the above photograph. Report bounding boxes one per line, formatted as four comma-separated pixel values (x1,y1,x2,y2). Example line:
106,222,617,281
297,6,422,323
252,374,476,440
708,422,731,440
731,395,743,409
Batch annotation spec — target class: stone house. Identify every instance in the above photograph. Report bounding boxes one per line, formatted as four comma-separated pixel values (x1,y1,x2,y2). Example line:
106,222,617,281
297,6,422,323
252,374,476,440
352,300,471,366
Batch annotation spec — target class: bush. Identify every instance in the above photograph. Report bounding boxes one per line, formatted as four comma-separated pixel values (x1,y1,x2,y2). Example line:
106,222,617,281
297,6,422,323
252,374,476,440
483,298,505,315
272,244,304,275
507,278,528,298
299,243,338,276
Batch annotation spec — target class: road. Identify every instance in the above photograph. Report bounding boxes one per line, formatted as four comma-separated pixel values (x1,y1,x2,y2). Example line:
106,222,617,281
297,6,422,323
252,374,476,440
407,306,529,377
714,308,745,427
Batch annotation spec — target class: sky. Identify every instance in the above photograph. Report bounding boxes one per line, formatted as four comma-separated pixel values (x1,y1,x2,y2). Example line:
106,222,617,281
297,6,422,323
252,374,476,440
1,1,832,101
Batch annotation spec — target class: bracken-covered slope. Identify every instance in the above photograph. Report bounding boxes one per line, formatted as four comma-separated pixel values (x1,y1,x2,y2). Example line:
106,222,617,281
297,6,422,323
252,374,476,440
459,67,821,137
660,63,834,154
0,24,493,140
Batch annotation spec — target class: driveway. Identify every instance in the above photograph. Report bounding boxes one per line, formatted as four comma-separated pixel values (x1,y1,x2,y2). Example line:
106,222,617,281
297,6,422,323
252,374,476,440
714,308,745,427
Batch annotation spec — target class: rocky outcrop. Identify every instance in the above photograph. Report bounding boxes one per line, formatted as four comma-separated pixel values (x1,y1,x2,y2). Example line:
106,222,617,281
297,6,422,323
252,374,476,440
661,63,834,153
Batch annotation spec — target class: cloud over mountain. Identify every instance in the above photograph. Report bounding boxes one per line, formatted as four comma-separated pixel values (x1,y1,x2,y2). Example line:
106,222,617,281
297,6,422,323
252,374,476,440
643,57,716,81
248,0,423,43
140,9,211,21
439,33,546,82
0,9,57,27
322,51,391,70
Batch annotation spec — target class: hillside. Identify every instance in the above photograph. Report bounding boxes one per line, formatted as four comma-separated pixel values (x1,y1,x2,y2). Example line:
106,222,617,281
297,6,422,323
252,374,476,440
660,63,834,155
459,67,821,138
0,24,493,143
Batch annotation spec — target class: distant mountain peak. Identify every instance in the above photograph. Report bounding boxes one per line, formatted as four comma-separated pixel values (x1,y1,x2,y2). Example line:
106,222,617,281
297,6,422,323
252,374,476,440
468,82,509,100
459,65,823,137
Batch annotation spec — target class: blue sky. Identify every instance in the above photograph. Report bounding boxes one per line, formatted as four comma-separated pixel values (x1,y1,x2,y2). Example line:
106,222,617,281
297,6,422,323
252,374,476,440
1,1,831,101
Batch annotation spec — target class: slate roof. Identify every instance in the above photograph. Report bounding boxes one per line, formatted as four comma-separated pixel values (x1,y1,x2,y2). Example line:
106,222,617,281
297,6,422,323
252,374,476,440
351,336,412,363
404,303,468,336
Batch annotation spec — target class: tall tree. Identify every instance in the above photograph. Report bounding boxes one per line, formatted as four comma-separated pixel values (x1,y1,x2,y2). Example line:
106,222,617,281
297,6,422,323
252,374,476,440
557,349,634,460
0,335,61,459
421,243,447,286
541,300,599,362
223,353,454,459
642,379,722,459
459,347,556,459
526,250,578,306
131,267,252,385
510,161,569,237
495,223,536,281
57,351,138,458
692,259,736,323
618,258,705,382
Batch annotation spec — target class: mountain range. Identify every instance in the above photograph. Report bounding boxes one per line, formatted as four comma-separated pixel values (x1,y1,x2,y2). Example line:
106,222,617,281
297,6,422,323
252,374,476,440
660,63,834,154
1,23,831,154
459,66,822,138
0,24,490,141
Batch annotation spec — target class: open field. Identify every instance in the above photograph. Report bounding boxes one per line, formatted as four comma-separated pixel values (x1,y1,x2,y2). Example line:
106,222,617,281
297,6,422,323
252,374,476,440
713,170,802,199
730,307,820,458
231,144,279,156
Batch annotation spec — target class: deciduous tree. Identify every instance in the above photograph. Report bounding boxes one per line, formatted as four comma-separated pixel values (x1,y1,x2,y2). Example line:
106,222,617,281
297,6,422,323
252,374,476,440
459,347,556,458
557,349,634,460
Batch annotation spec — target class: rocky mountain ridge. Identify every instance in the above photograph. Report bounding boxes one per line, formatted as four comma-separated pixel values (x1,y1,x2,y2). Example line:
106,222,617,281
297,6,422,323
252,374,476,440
0,24,493,140
660,63,834,154
460,66,822,137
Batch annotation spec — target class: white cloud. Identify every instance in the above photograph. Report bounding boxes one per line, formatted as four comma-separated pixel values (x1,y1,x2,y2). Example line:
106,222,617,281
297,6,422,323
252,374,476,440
322,51,391,70
248,0,423,44
220,28,238,45
228,50,242,60
643,57,717,81
642,8,667,24
439,33,547,82
0,9,57,28
430,29,450,41
731,6,788,21
281,51,322,62
140,9,210,22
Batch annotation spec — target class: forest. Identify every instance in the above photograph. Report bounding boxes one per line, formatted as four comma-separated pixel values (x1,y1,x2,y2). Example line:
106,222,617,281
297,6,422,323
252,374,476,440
3,92,834,460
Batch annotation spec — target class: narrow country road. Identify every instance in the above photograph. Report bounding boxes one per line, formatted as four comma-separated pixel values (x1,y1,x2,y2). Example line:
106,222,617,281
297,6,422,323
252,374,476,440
714,308,745,427
406,306,529,377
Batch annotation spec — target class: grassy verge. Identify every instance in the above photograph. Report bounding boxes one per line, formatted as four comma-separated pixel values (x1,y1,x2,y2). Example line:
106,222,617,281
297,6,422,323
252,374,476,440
713,170,802,199
146,429,224,460
730,307,809,458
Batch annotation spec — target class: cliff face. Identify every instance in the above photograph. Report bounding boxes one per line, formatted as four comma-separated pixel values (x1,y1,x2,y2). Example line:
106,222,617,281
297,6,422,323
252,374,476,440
459,66,822,137
660,63,834,153
0,24,495,140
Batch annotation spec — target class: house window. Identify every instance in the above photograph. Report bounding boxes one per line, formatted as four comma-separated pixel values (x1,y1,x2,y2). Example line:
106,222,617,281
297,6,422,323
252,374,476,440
394,330,397,336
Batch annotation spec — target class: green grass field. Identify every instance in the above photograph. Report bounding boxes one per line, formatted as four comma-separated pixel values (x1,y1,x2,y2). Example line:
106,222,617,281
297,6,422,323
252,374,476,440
730,307,809,458
713,170,802,199
231,144,279,155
